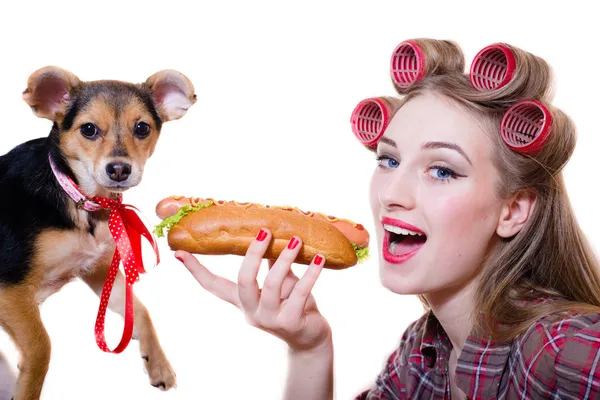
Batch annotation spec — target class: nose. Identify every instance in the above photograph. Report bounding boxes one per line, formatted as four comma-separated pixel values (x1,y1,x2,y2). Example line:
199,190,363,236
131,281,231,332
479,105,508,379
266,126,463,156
105,162,132,182
378,168,417,210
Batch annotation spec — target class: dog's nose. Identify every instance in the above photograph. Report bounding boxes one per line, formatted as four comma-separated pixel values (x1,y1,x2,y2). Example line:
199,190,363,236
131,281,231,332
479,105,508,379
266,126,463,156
106,162,132,182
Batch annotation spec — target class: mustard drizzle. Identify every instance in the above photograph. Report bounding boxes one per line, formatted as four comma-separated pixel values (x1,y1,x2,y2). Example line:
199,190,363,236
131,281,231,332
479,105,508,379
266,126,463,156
169,196,364,230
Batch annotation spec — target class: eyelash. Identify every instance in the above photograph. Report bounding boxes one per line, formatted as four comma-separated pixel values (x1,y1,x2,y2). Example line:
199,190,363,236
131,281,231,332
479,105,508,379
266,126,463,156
375,154,461,183
375,154,398,169
426,164,459,183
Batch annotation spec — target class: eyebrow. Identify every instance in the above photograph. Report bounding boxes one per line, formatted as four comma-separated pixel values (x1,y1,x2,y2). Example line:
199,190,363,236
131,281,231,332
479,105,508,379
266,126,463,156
378,137,473,166
422,141,472,166
378,137,397,147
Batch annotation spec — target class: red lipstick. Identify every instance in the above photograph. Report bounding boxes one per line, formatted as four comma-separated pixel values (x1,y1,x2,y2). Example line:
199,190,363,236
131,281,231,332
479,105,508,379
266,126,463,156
381,217,426,264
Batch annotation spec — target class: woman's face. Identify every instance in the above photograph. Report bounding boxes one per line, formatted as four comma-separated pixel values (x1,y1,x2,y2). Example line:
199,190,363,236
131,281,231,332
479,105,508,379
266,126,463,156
370,91,503,298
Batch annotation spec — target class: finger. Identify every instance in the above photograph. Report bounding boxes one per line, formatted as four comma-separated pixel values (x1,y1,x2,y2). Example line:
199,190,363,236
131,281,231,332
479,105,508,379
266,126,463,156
175,251,239,307
259,236,302,312
280,270,300,299
283,254,325,321
237,228,272,314
267,259,276,269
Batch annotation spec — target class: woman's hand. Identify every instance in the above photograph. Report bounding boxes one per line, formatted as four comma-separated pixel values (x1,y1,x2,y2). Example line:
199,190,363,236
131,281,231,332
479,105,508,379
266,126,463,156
175,228,332,353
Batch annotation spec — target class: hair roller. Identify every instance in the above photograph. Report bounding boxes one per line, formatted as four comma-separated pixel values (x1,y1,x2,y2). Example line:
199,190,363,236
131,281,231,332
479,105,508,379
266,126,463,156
469,43,553,102
350,96,403,148
390,41,425,91
500,99,553,154
470,44,516,91
390,39,465,94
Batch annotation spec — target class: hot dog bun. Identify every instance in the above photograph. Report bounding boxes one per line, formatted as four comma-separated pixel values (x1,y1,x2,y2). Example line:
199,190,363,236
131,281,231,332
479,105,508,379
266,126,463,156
156,195,370,248
154,196,370,269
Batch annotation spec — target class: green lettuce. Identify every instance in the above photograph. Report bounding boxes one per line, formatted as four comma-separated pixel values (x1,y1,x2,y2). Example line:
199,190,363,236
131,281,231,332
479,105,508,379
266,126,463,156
153,200,214,238
352,243,370,263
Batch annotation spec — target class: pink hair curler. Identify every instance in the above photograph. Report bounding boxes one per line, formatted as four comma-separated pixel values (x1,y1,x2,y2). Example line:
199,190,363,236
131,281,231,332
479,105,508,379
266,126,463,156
350,98,391,147
500,99,553,154
470,43,516,91
390,41,425,89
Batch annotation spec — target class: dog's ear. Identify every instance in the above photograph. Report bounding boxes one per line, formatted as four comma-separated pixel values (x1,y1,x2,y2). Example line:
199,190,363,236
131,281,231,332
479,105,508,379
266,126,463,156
22,66,81,121
145,70,197,122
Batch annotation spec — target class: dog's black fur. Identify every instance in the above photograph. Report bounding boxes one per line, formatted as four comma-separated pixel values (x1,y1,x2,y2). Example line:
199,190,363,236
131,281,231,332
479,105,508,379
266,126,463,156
0,82,164,286
0,137,73,285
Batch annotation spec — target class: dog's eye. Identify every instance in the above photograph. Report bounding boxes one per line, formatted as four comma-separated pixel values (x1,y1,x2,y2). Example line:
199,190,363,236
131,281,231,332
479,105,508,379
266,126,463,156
80,123,98,138
134,122,151,139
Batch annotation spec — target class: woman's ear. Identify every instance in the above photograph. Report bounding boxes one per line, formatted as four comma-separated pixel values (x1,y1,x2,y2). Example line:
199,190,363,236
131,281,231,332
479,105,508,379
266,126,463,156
496,190,537,238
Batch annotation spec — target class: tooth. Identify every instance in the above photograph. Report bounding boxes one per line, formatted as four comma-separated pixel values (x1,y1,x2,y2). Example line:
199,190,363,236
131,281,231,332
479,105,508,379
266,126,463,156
383,224,423,236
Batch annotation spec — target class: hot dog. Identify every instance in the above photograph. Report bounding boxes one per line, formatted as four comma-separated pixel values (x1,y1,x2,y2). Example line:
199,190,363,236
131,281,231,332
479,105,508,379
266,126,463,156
153,196,370,269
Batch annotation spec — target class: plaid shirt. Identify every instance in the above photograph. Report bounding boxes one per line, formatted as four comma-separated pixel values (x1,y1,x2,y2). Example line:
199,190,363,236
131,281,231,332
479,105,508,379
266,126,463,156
356,308,600,399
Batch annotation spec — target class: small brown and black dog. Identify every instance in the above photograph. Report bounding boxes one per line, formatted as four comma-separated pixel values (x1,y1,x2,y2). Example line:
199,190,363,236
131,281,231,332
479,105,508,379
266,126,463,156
0,66,196,399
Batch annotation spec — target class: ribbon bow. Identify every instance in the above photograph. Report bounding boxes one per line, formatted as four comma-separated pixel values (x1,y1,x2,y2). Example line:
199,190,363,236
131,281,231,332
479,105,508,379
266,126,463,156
91,194,160,354
47,154,159,353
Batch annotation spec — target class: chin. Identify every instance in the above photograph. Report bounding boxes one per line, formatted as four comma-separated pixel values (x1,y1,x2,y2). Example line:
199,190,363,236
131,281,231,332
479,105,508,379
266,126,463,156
103,185,131,193
379,268,423,295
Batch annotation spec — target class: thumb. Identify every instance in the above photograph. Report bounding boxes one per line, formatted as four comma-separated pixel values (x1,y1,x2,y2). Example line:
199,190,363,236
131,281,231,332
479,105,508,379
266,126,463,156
174,250,208,280
174,251,240,306
174,250,197,270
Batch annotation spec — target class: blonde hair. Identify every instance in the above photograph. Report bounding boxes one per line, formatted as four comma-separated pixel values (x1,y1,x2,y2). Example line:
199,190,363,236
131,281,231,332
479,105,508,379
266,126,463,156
375,38,600,341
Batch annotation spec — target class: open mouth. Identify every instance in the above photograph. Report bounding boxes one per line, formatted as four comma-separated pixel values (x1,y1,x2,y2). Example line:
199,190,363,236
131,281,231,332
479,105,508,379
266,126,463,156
382,218,427,263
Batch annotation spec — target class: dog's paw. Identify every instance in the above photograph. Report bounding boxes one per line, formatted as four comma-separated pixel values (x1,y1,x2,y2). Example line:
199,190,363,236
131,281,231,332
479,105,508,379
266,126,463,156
142,355,176,391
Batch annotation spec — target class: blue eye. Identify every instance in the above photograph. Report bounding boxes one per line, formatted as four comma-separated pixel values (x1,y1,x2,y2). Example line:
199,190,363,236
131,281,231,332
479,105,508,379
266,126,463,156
386,159,399,168
435,168,451,178
376,155,399,169
428,166,457,181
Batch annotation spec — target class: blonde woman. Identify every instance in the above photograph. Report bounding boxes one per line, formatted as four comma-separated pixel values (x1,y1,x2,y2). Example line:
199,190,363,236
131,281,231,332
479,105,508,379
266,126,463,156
176,39,600,399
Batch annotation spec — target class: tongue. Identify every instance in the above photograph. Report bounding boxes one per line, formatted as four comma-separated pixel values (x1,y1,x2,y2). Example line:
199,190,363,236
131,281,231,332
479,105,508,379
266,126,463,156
390,235,426,256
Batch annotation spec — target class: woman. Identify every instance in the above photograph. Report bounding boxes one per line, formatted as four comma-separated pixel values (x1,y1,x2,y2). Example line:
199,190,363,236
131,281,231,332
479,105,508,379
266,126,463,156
175,39,600,399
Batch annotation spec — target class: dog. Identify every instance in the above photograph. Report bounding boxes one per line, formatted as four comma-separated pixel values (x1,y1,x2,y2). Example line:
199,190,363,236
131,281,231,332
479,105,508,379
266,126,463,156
0,353,15,400
0,66,197,399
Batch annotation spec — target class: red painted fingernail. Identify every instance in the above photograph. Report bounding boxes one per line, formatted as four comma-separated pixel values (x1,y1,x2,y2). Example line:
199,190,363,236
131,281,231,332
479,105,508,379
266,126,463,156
288,237,299,250
314,255,323,266
256,229,268,242
175,255,184,263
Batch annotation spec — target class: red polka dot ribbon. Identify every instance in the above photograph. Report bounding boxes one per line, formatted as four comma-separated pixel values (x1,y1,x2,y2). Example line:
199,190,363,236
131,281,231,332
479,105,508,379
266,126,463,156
91,194,160,354
47,154,159,354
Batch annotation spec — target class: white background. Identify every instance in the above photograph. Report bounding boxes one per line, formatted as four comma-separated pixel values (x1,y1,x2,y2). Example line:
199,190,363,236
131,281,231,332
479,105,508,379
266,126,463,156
0,1,598,399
